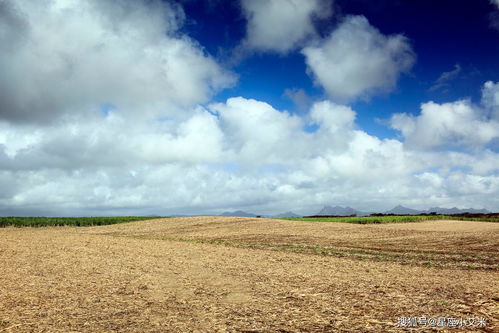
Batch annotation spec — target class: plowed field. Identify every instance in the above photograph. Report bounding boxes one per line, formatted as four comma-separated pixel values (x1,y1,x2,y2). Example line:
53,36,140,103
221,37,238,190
1,217,497,332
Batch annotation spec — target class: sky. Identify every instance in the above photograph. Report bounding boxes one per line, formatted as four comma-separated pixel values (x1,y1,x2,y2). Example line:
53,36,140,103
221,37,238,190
1,0,499,216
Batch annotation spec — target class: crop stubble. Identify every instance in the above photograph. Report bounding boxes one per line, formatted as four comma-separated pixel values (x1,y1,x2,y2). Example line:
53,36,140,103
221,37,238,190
0,217,497,332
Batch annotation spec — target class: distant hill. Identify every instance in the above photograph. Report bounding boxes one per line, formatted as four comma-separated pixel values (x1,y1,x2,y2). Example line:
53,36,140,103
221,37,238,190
380,205,491,215
317,205,356,216
384,205,422,215
272,211,300,218
314,205,370,216
427,207,490,214
219,210,258,217
216,206,491,218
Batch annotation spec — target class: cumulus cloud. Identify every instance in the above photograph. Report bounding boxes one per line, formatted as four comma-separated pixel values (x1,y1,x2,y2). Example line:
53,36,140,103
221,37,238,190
240,0,332,53
209,97,310,164
0,0,235,124
302,15,415,102
391,82,499,150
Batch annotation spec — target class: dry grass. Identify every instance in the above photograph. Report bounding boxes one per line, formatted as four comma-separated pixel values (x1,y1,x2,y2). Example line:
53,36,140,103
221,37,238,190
0,217,497,332
88,217,499,269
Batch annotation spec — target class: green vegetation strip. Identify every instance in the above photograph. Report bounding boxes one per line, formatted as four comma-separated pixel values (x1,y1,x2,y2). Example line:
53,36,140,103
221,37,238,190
0,216,166,228
277,215,499,223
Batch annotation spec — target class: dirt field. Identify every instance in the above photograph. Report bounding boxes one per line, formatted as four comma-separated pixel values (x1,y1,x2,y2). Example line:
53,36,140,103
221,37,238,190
0,217,498,332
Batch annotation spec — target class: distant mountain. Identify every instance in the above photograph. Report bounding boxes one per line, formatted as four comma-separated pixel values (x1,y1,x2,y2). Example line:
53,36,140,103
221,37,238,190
427,207,461,215
427,207,490,214
463,208,490,214
380,206,491,215
384,205,422,215
273,211,300,218
219,210,258,217
316,206,357,216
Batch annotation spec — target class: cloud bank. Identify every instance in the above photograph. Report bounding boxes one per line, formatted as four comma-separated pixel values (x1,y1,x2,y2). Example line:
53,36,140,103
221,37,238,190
1,88,498,215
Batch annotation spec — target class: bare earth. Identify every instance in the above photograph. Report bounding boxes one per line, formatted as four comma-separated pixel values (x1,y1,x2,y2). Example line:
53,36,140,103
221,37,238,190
0,217,498,332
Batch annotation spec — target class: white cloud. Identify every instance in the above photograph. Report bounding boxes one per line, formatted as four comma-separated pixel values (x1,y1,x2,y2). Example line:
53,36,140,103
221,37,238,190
491,0,499,9
310,101,355,134
209,97,308,164
391,82,499,150
0,109,225,170
0,0,235,123
240,0,332,53
302,15,415,102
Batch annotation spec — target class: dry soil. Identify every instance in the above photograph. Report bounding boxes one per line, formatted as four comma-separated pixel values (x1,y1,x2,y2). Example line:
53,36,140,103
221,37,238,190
0,217,497,332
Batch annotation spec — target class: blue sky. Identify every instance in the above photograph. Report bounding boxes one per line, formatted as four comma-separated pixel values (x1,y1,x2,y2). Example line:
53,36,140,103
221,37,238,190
183,0,499,138
0,0,498,216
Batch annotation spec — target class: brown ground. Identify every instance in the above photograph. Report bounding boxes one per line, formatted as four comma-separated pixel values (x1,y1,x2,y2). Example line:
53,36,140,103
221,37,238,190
0,217,498,332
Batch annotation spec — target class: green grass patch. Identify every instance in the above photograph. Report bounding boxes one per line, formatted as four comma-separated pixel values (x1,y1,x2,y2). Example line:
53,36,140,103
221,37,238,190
277,215,499,223
0,216,166,228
